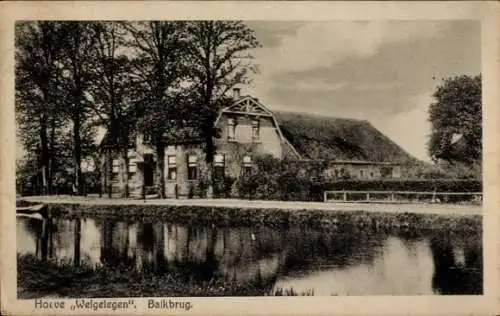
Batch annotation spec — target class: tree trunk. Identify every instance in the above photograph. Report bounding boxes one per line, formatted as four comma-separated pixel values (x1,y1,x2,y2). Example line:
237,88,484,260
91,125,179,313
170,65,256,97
48,117,57,195
99,155,104,198
122,149,130,198
156,142,166,199
107,151,113,198
73,114,84,195
206,162,214,198
39,119,50,195
205,132,215,198
141,161,146,200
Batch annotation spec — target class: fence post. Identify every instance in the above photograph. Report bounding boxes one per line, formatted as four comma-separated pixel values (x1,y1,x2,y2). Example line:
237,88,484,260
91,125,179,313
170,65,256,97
366,193,370,201
324,191,327,203
343,191,347,202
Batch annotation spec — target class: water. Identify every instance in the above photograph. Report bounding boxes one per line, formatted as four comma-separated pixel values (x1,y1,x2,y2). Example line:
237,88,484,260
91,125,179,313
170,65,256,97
16,215,482,296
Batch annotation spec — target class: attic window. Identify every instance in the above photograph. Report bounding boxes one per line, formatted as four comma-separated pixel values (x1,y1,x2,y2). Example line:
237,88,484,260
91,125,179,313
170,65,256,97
227,118,236,141
252,119,260,142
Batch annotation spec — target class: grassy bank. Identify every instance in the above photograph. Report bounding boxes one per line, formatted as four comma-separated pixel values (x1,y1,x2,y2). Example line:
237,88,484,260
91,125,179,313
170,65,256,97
45,203,482,232
18,254,291,298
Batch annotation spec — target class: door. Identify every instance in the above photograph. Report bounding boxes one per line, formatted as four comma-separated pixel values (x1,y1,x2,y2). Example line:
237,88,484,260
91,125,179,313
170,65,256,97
143,154,155,187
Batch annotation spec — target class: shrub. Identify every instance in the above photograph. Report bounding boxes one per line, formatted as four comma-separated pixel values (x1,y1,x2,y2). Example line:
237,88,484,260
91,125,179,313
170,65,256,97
323,179,482,193
231,154,481,201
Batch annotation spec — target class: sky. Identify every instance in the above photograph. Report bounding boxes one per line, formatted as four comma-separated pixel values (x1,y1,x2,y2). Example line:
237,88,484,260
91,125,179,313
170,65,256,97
15,20,480,163
243,20,481,162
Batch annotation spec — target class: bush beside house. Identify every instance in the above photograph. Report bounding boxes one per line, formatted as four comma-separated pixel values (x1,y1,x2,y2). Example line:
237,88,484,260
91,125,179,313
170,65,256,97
229,154,481,202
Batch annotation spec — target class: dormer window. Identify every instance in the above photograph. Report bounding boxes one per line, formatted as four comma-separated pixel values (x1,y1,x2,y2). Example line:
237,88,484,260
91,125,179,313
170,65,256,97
252,119,260,142
227,118,236,141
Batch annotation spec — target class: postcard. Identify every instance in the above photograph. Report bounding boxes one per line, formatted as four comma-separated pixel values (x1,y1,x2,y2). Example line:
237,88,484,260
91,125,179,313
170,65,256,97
1,1,499,315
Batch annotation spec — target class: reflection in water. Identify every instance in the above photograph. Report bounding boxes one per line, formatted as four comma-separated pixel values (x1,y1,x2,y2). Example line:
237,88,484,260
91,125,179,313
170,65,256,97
17,216,482,295
429,233,482,295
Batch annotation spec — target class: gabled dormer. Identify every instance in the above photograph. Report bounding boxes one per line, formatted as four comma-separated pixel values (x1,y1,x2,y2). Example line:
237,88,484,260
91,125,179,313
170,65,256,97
214,89,302,159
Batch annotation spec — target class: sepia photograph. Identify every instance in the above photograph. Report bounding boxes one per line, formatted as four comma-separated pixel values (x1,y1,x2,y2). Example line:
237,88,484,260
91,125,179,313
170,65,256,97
14,18,484,297
1,2,499,316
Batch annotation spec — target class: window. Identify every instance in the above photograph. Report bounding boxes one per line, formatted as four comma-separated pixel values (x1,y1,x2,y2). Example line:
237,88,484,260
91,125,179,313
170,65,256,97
370,171,374,178
187,155,198,180
112,159,120,180
251,119,260,142
112,159,121,173
214,154,225,179
227,118,236,141
242,155,252,175
129,158,138,172
128,158,138,179
334,169,340,178
143,132,151,144
167,155,177,180
392,166,401,178
359,169,365,178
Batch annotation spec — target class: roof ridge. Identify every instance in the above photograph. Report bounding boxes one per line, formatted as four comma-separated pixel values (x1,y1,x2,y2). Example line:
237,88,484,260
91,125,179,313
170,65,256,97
272,110,369,123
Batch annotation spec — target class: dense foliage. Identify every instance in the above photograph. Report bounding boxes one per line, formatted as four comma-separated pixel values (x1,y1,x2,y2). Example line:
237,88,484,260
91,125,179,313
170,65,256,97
428,75,482,177
16,21,260,196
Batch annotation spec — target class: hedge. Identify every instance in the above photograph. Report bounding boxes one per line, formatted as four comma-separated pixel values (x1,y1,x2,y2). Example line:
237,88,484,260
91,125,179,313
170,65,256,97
323,179,482,193
233,155,482,201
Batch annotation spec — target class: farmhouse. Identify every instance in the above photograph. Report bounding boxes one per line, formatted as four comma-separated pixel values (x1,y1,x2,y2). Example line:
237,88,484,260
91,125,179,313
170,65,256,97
100,89,421,198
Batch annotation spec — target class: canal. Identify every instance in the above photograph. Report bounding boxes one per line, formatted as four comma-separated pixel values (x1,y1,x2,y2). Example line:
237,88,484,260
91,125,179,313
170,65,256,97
17,214,482,296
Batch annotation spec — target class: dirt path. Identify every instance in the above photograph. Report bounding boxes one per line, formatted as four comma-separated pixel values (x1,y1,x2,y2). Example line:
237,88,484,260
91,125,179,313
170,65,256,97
20,195,482,216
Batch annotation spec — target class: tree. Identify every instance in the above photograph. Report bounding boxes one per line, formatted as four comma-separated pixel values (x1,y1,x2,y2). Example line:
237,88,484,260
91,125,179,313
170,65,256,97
56,22,100,195
15,21,67,195
124,21,188,198
184,21,260,197
92,22,137,198
428,74,482,174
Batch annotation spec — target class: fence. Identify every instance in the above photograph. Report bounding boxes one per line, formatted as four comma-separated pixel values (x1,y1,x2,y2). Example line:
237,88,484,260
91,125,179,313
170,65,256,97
324,190,483,205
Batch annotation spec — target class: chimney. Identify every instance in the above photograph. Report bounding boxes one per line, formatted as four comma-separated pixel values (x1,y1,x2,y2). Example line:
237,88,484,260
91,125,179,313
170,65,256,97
233,87,241,99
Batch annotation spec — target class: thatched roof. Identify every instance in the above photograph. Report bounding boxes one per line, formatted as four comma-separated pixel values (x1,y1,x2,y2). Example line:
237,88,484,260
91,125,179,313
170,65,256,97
274,111,419,163
100,126,204,148
162,127,204,144
100,129,135,149
100,106,421,165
